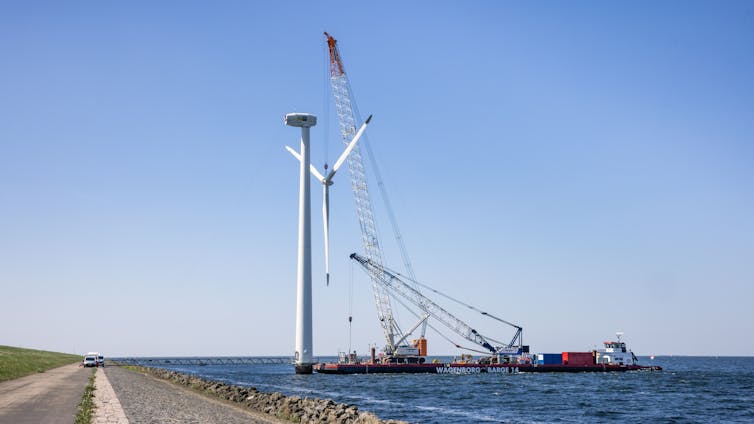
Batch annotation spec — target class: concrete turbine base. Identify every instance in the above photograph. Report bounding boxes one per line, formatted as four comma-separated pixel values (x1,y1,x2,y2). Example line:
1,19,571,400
295,363,313,374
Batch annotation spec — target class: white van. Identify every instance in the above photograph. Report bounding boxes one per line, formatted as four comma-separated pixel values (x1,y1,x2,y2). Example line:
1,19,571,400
82,355,97,367
85,352,104,367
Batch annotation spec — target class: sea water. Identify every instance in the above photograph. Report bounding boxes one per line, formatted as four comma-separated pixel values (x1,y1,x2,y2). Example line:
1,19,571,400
158,356,754,423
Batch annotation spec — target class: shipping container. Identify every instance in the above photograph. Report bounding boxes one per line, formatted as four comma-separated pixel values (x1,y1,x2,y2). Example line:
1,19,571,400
537,353,562,365
412,337,427,356
562,352,595,366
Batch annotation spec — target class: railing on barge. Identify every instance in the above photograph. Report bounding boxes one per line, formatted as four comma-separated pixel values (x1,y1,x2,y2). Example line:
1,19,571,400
111,356,295,366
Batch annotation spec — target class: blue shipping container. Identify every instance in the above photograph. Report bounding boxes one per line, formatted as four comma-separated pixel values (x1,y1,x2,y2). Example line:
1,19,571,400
537,353,561,365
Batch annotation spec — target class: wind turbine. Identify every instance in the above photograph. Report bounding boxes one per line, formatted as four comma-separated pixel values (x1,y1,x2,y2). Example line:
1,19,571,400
286,115,372,286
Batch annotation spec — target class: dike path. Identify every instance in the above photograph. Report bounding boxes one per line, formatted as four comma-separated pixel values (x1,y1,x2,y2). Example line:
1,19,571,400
1,363,402,423
103,366,287,424
0,362,90,424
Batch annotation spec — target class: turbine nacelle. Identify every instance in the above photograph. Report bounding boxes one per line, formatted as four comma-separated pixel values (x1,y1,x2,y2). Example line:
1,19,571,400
284,113,317,128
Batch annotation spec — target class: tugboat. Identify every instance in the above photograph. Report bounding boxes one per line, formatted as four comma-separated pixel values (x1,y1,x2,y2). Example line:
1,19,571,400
595,332,638,365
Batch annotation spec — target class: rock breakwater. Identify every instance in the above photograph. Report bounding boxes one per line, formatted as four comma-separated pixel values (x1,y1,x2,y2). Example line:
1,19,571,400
128,366,407,424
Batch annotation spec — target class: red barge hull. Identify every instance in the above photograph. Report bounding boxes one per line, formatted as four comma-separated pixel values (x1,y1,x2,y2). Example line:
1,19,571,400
315,363,662,374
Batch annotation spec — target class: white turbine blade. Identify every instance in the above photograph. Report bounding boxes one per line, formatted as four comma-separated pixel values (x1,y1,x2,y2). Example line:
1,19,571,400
285,145,302,161
329,114,372,180
285,146,326,182
309,164,326,183
322,184,330,286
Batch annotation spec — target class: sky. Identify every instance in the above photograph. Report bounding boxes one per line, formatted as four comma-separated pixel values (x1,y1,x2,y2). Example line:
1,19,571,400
1,1,753,357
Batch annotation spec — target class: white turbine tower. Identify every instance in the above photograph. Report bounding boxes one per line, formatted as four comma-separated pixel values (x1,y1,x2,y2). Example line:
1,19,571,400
285,112,317,374
286,115,372,286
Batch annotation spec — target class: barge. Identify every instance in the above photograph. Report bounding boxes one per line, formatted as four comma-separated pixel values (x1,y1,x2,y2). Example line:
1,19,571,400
315,362,661,374
315,334,662,374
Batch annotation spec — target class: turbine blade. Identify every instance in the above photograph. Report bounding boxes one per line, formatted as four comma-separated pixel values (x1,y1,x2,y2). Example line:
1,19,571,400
322,184,330,286
285,146,326,182
285,145,301,161
309,164,326,183
329,114,372,179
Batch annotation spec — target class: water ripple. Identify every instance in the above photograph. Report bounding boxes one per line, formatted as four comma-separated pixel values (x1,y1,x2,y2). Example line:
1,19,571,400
158,357,754,423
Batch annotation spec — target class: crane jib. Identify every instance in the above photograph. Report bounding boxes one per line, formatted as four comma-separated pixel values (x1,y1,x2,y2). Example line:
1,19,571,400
349,253,522,355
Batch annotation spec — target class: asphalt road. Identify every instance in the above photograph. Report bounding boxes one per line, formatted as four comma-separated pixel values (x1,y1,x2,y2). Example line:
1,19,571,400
0,362,92,424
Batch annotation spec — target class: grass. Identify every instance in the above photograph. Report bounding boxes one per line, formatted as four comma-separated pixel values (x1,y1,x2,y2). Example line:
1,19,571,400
74,369,96,424
0,345,82,382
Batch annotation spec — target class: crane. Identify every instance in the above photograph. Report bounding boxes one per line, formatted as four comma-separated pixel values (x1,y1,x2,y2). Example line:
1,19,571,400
350,253,524,356
324,32,402,353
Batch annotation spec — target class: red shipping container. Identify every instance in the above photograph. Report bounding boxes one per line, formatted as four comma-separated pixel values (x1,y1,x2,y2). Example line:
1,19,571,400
562,352,594,366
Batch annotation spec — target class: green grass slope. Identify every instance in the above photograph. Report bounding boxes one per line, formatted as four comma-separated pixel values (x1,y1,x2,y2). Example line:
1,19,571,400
0,345,82,381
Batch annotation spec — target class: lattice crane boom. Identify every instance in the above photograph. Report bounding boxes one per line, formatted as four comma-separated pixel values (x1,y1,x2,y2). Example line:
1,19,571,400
349,253,523,355
325,32,401,352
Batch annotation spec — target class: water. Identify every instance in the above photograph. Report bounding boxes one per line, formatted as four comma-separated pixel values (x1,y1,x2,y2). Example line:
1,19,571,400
156,356,754,423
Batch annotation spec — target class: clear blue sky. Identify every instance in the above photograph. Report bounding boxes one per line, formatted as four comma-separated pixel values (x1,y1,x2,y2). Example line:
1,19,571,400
1,1,752,357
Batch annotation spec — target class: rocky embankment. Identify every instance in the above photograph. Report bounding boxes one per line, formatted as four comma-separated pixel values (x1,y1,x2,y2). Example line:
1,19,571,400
130,366,407,424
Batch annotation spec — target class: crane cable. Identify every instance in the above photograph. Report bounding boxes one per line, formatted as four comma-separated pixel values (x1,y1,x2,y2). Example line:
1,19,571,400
389,291,493,355
362,129,417,282
347,78,417,285
346,79,425,340
385,281,512,351
386,288,461,348
347,260,354,353
387,264,521,331
322,40,330,171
